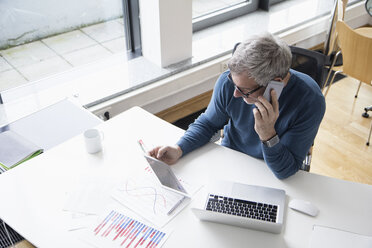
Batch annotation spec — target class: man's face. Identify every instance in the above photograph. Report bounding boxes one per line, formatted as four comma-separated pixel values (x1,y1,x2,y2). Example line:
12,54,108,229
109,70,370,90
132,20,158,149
229,73,266,105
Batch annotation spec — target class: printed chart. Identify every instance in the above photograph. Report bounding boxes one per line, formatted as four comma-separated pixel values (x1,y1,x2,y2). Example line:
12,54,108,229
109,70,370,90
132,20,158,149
111,175,187,227
83,210,169,248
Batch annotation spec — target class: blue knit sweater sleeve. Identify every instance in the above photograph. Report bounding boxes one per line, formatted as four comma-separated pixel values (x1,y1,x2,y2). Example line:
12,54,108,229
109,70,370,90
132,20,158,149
177,73,230,156
262,73,326,179
261,105,324,179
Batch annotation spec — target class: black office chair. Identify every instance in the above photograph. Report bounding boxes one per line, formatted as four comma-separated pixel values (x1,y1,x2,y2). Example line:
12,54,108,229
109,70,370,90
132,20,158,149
289,46,326,89
289,46,328,171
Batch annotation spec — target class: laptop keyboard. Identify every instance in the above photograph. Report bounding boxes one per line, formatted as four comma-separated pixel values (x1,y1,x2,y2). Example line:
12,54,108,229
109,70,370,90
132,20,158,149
205,194,278,223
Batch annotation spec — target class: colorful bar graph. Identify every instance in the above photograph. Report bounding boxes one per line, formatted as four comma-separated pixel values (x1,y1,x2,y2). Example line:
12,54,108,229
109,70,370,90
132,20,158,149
86,210,169,248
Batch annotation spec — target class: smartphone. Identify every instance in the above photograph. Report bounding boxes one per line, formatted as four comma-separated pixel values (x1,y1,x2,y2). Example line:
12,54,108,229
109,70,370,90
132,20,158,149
263,81,284,102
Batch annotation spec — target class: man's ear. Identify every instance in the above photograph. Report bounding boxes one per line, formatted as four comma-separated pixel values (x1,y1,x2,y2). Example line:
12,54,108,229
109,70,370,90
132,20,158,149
273,77,283,82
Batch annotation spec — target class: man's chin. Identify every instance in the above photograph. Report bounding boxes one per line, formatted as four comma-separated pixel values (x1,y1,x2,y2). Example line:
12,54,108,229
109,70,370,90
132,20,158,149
243,98,257,105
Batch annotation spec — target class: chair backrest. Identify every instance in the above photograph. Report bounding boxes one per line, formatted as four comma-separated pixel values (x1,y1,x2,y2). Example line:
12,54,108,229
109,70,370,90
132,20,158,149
324,0,348,56
336,21,372,84
289,46,326,89
289,46,326,172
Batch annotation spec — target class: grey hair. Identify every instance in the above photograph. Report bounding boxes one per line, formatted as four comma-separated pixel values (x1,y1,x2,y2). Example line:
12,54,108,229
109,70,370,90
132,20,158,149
228,32,292,87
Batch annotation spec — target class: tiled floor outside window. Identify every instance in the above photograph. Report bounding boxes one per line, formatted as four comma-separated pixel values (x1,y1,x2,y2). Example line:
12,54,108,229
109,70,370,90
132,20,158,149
0,18,126,92
0,0,243,92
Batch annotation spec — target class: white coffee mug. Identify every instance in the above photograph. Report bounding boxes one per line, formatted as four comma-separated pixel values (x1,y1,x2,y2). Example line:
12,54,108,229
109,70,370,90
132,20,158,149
84,129,104,154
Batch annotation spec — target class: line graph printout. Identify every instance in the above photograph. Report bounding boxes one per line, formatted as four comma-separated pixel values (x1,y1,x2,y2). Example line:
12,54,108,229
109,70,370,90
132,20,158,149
111,175,189,227
82,210,169,248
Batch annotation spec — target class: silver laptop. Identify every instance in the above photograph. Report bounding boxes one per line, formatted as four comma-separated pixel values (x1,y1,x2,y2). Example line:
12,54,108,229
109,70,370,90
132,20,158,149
191,181,286,234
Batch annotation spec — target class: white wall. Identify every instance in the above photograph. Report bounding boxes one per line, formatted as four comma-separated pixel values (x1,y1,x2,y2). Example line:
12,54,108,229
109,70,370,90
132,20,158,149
139,0,192,67
0,0,122,49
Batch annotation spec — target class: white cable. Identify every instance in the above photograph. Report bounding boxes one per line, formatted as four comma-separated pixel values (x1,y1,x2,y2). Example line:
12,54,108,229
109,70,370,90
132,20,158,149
1,219,15,248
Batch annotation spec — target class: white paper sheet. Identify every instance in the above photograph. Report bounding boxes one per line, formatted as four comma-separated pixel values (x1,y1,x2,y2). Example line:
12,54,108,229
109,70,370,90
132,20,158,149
309,225,372,248
111,170,201,228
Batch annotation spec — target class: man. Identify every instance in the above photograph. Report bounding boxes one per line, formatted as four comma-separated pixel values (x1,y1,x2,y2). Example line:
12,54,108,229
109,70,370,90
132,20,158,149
149,32,326,179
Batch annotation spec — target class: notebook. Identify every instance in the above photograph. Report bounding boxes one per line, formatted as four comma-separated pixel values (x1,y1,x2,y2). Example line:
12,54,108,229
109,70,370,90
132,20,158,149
191,181,286,234
0,130,43,171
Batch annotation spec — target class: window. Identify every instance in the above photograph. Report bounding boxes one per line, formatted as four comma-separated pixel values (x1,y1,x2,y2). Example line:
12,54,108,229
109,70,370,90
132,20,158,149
0,0,139,95
192,0,259,32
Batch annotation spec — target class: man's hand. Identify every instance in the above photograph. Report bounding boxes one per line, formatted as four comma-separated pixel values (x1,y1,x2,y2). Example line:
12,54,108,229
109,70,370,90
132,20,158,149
252,89,279,141
148,145,183,165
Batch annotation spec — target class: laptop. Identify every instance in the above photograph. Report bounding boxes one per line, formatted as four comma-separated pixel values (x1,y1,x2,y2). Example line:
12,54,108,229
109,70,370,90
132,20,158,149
191,181,286,234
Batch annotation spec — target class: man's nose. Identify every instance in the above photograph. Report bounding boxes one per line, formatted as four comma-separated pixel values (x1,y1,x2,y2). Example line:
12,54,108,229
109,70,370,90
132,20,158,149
233,88,242,98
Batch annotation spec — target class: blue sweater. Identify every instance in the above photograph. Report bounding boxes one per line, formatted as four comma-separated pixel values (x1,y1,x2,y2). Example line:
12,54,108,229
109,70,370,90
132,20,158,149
177,69,326,179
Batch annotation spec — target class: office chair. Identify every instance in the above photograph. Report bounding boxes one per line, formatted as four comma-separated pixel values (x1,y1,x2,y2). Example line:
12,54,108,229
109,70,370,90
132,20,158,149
324,21,372,97
323,0,348,58
290,46,326,89
318,0,347,92
289,46,327,172
323,21,372,145
364,0,372,146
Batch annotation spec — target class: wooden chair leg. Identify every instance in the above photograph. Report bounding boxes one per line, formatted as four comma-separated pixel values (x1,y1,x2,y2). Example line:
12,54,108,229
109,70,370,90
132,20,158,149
354,81,362,98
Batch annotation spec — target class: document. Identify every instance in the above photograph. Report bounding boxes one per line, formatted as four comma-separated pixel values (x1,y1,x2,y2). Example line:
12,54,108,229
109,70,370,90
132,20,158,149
111,174,190,227
309,225,372,248
81,209,171,248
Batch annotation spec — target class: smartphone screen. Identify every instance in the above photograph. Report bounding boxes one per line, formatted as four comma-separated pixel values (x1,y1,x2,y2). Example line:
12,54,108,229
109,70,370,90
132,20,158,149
263,81,284,102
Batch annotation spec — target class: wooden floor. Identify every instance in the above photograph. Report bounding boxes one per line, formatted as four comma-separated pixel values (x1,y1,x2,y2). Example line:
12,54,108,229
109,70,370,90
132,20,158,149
312,76,372,185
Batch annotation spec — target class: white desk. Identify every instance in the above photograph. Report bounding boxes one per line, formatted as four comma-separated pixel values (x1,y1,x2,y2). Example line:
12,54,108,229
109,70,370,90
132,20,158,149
0,107,371,247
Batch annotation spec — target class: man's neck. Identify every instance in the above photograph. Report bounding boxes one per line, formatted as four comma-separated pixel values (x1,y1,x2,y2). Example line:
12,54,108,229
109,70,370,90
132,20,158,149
282,71,291,87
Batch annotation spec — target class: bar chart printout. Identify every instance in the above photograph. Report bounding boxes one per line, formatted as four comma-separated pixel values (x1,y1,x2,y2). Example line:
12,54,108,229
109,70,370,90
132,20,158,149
83,210,170,248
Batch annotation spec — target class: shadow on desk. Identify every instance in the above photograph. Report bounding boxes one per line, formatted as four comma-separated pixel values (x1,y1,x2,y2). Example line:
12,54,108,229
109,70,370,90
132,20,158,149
196,221,289,247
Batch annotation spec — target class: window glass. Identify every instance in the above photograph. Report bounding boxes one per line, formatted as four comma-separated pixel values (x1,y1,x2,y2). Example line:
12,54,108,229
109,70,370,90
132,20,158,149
0,0,129,93
192,0,253,32
193,0,248,19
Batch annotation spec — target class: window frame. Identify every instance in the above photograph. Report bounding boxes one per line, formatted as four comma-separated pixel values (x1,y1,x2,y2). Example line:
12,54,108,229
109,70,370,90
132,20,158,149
192,0,257,32
122,0,142,59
